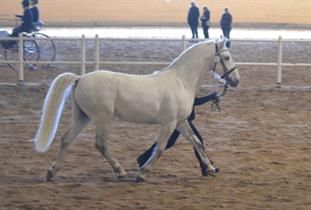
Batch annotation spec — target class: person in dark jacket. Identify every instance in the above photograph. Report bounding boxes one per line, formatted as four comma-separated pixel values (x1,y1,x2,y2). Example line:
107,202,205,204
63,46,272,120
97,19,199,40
30,0,43,29
11,0,33,37
137,92,220,176
4,0,33,48
220,8,233,47
30,0,39,23
187,2,200,39
200,6,211,39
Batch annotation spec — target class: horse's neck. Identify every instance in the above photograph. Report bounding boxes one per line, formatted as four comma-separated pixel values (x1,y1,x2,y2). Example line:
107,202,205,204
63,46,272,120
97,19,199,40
172,43,215,96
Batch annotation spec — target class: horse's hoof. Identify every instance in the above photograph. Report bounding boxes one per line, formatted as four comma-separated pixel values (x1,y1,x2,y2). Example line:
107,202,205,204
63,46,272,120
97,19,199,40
117,172,128,179
114,167,127,178
206,167,220,177
46,170,53,182
135,174,148,182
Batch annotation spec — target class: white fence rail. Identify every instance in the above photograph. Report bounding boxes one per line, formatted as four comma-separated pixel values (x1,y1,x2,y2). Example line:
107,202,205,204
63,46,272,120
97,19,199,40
0,34,311,85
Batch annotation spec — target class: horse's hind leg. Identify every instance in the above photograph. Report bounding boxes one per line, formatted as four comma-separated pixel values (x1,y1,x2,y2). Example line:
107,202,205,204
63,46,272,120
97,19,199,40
47,101,90,181
95,124,127,178
177,121,219,176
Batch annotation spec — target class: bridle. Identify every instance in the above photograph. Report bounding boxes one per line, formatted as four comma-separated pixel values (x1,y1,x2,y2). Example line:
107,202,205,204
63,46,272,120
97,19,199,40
212,43,237,96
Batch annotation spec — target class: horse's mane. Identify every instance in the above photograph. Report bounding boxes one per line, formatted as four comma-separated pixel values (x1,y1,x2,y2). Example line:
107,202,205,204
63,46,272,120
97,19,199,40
166,40,215,70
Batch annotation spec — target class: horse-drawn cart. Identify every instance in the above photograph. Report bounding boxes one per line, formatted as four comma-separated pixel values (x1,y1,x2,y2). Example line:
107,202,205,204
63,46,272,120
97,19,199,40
0,19,56,71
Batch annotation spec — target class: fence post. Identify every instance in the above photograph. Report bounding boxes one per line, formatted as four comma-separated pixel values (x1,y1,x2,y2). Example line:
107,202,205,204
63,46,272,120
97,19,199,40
18,33,24,84
276,36,283,87
95,34,99,70
182,35,186,51
81,35,86,75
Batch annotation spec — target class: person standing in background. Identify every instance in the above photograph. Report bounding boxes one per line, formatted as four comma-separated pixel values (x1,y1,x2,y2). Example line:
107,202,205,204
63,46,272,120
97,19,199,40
200,6,211,39
187,1,200,39
30,0,39,23
30,0,43,29
220,8,232,47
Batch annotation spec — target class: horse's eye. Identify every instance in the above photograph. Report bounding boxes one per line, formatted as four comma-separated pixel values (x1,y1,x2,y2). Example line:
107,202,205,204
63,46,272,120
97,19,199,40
224,56,230,60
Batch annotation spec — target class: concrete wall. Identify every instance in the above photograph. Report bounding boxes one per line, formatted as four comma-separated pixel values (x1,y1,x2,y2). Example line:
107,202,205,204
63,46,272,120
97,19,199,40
0,0,310,26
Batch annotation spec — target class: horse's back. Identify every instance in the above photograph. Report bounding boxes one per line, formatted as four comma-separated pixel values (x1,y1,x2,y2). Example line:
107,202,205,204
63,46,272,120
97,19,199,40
72,70,193,124
73,70,166,123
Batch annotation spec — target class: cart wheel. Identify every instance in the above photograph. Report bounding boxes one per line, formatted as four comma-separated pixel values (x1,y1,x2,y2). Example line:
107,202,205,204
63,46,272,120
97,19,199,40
4,35,40,71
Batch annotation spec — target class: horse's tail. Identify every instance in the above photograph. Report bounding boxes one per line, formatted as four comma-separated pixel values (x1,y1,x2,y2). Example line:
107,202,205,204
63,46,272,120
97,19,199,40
34,72,79,153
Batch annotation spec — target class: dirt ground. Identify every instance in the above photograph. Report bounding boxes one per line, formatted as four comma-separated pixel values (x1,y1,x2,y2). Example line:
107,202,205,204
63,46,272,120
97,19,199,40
0,39,311,210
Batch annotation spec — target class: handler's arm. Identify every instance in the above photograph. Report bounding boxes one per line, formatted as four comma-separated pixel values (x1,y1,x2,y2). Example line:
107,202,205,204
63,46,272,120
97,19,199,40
194,92,218,106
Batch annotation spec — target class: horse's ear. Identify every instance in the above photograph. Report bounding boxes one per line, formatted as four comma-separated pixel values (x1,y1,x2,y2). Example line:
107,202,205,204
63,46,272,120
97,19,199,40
217,38,226,49
223,38,228,48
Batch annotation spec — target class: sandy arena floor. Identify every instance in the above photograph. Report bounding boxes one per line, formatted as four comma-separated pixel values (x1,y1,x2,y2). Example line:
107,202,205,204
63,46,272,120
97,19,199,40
0,39,311,210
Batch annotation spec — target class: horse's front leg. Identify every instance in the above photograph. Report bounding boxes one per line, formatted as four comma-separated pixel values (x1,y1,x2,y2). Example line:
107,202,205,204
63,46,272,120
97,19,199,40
137,121,176,181
177,120,219,176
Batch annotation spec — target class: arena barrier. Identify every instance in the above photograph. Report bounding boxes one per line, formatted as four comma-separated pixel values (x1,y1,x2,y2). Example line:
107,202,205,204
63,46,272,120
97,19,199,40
0,34,310,85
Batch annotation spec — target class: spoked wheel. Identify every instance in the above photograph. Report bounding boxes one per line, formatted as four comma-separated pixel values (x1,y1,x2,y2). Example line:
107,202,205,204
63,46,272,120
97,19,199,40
34,32,56,63
4,36,40,71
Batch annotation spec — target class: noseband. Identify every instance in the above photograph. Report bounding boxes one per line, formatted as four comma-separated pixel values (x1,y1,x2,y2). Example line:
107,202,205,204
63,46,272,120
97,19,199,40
212,43,237,95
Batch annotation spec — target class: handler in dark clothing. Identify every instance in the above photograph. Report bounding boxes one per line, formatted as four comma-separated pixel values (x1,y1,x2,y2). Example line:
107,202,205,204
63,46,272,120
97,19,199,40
137,93,219,176
201,7,211,39
11,0,33,37
220,8,233,47
187,2,200,39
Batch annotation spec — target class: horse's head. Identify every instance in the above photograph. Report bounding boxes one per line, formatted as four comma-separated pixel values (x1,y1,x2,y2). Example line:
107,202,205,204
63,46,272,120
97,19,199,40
213,39,240,87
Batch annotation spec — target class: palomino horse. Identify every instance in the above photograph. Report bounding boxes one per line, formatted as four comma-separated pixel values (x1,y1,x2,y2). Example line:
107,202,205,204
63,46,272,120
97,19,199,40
34,39,239,181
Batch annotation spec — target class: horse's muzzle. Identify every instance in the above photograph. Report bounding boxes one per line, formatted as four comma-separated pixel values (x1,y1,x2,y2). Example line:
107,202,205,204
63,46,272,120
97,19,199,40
228,77,239,87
